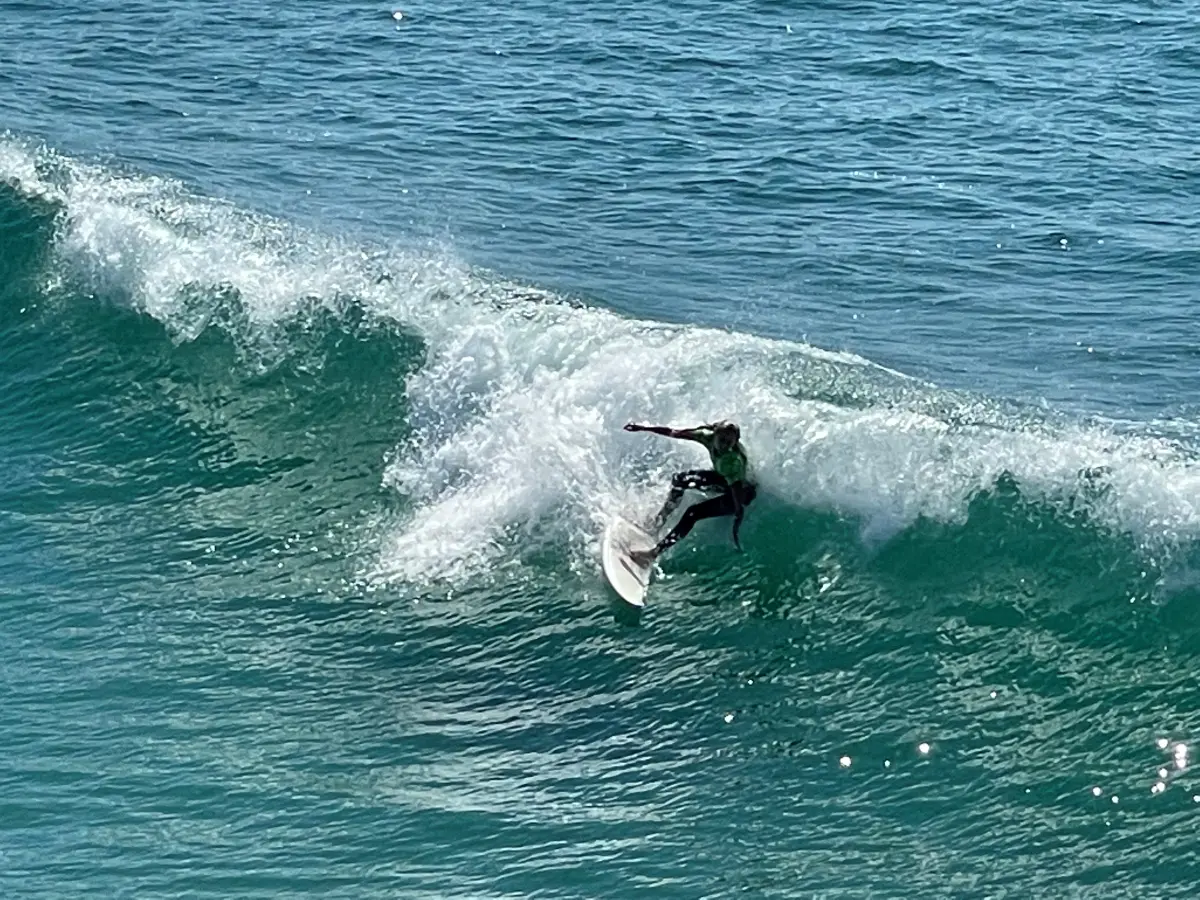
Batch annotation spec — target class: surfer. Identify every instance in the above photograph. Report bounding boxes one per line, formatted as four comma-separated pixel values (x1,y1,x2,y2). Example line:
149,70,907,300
622,420,756,564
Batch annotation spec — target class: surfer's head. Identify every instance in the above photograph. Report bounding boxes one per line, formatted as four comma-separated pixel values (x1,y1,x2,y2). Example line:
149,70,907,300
711,421,740,451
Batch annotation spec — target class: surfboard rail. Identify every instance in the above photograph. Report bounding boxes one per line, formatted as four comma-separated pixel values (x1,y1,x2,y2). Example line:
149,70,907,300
601,517,656,608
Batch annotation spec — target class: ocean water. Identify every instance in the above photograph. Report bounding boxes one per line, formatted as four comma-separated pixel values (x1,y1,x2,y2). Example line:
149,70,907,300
3,1,1200,896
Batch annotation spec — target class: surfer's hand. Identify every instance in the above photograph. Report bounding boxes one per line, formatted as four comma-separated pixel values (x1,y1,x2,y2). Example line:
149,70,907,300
623,422,643,432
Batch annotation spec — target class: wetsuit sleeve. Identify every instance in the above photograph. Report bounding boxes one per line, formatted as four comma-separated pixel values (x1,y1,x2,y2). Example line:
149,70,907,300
689,426,716,450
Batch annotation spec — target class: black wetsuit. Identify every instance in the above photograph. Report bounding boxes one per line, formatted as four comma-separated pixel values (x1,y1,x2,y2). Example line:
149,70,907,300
651,427,756,553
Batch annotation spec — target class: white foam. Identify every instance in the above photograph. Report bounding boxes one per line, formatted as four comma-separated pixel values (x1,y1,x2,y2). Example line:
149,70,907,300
0,136,58,201
379,293,1200,582
6,138,1200,587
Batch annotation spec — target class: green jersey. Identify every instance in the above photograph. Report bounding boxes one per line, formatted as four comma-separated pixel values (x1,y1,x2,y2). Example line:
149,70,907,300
694,427,750,484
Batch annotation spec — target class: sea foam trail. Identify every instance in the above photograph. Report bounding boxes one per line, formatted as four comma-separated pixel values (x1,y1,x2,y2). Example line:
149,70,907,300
5,138,1200,586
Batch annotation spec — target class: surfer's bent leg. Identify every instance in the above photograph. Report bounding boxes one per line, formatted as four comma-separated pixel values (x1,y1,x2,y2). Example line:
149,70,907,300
653,483,757,554
653,470,726,529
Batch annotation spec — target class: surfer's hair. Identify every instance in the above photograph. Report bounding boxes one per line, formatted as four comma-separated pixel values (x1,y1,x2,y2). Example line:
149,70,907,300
711,421,740,440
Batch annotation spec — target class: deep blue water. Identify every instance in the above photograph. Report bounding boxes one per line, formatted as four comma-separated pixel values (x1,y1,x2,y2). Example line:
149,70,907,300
4,1,1200,897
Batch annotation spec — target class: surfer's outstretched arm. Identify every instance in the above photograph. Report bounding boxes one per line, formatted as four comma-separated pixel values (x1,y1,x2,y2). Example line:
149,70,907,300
623,422,709,444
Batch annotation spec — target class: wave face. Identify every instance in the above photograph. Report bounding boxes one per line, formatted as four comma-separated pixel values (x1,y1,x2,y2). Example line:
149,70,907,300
4,141,1200,898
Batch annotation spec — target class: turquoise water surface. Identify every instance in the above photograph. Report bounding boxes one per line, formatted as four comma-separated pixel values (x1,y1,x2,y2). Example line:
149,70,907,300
3,2,1200,896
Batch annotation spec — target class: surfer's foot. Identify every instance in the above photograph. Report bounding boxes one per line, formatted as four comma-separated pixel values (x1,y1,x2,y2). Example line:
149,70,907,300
628,547,658,567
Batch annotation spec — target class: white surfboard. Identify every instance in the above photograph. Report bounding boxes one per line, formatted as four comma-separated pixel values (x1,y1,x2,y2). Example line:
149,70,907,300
601,517,656,608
